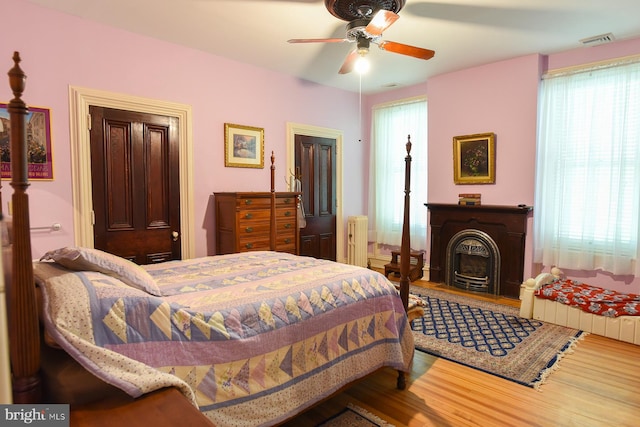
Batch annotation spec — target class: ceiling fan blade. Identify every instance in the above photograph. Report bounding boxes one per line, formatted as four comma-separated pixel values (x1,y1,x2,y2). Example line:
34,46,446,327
377,40,435,60
338,49,358,74
288,38,349,43
365,10,399,36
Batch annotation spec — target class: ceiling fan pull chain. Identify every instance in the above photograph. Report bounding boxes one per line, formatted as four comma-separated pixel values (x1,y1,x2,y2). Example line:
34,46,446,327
359,73,363,143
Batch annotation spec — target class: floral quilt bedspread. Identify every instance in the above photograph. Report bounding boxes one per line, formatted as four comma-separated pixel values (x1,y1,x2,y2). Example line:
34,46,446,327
535,278,640,317
35,251,414,427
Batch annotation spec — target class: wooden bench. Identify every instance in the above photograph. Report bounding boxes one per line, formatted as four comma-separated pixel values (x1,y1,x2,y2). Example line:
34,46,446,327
384,250,424,282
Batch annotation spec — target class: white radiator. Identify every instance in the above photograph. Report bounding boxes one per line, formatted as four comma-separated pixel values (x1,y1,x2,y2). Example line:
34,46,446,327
532,297,640,345
347,215,368,267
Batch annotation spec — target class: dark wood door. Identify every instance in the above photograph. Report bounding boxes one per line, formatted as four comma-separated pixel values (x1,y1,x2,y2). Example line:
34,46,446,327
90,106,181,264
295,135,336,260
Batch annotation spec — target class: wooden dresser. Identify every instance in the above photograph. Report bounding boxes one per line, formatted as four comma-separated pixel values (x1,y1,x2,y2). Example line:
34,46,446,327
215,192,300,255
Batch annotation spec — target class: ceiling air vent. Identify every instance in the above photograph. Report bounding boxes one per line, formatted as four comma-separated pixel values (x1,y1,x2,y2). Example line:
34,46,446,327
580,33,615,46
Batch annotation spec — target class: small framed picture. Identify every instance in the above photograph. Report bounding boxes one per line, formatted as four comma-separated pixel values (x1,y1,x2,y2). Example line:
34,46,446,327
453,132,495,184
224,123,264,168
0,103,54,180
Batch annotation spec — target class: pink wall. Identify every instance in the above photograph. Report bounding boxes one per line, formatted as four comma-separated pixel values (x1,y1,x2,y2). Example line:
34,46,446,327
2,0,364,259
367,37,640,294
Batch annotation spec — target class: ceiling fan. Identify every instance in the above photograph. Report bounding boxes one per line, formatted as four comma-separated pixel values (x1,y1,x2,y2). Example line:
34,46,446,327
288,0,435,74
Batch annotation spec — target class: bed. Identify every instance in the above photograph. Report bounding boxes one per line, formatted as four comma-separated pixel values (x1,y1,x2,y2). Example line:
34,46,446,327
520,268,640,345
4,51,418,426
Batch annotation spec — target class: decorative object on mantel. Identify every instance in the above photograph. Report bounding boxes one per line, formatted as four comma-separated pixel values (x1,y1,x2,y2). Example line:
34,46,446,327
458,193,481,205
224,123,264,168
0,102,54,180
453,132,495,184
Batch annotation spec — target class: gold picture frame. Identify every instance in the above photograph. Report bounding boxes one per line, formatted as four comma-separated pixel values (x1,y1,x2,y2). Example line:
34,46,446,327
453,132,495,184
224,123,264,168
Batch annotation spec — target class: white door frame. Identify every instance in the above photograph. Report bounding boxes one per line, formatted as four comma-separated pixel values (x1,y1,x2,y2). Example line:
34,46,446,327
68,86,195,258
286,123,344,262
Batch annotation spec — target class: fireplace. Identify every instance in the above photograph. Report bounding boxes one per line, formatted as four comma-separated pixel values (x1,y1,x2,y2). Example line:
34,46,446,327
445,229,500,295
425,203,532,298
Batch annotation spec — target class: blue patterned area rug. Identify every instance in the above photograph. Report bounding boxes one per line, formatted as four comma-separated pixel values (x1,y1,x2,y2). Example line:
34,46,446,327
409,286,587,389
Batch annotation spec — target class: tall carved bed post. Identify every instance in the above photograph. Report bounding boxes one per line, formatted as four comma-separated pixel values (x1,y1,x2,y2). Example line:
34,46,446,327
7,52,40,403
270,151,276,251
396,135,412,391
399,136,412,310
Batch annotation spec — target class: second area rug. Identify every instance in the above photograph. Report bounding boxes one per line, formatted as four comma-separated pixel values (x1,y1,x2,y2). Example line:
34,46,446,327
409,286,587,389
317,403,395,427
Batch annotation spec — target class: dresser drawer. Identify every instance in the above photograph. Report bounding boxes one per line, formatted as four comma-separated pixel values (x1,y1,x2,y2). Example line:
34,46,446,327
275,238,296,252
238,209,272,222
236,197,272,208
237,220,270,235
238,234,271,251
276,196,297,206
276,207,296,221
275,217,296,233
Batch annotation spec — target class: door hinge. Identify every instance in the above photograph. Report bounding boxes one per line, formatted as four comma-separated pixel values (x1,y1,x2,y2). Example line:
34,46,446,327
87,113,91,131
91,210,95,226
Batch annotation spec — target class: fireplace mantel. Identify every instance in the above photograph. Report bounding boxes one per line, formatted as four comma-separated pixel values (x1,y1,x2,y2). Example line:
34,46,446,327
425,203,532,298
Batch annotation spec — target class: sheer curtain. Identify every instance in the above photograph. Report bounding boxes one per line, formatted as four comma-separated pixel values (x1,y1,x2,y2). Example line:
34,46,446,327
534,61,640,276
369,98,428,251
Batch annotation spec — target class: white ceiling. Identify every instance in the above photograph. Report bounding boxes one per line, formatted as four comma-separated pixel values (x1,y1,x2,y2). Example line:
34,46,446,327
28,0,640,94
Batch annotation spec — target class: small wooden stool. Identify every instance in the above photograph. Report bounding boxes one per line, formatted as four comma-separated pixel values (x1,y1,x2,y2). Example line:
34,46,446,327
384,250,424,282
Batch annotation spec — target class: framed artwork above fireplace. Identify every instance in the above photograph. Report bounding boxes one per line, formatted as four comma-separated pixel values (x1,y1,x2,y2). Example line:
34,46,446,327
453,132,495,184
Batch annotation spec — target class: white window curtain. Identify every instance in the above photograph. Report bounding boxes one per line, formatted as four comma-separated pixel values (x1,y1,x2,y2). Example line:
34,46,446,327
369,98,428,251
534,61,640,276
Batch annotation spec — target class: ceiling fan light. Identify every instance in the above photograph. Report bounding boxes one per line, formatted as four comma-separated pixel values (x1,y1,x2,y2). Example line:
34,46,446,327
355,55,370,74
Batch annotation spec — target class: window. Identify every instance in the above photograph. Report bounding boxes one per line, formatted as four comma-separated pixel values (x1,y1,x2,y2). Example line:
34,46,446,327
534,61,640,275
369,97,428,251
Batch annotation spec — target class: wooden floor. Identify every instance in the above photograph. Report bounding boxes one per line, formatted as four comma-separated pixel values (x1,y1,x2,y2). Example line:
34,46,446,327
281,280,640,427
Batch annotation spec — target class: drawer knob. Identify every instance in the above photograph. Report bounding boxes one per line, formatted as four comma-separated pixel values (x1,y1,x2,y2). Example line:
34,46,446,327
284,211,291,217
245,227,253,233
244,213,253,219
244,199,253,205
245,243,253,249
284,223,291,229
284,238,291,244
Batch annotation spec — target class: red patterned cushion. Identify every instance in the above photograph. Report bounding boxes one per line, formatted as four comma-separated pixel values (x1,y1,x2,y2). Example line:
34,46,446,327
535,279,640,317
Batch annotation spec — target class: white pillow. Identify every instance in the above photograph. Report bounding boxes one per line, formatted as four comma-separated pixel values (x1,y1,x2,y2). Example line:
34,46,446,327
40,247,161,296
534,272,556,289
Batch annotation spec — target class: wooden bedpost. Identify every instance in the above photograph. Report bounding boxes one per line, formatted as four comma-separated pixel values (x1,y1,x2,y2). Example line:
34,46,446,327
7,51,40,403
398,136,412,312
270,151,276,251
396,135,412,391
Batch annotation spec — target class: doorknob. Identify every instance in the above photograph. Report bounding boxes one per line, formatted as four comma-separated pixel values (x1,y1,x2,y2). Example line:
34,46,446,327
172,231,179,241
